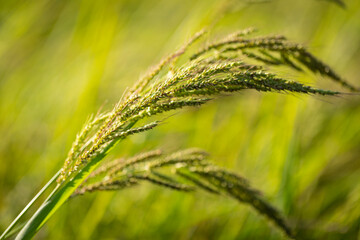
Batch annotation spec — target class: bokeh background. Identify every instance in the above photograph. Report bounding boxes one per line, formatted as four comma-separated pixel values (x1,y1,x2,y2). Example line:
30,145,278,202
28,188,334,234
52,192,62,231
0,0,359,239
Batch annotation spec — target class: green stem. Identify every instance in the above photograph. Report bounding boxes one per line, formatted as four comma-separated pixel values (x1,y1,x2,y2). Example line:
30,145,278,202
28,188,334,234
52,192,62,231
0,170,61,240
15,122,137,240
15,158,103,240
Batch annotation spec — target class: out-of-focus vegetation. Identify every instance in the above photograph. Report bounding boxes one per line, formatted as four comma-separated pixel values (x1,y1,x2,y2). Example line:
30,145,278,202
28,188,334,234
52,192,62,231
0,0,359,239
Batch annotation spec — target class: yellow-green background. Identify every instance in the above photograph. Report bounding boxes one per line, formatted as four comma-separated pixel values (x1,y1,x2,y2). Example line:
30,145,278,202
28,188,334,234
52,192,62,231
0,0,359,239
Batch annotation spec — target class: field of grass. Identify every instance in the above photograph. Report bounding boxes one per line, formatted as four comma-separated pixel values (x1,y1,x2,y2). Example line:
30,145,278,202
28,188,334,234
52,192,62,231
0,0,359,239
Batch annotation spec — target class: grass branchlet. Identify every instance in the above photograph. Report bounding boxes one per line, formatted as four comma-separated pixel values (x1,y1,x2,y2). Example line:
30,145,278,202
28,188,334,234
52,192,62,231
74,149,295,238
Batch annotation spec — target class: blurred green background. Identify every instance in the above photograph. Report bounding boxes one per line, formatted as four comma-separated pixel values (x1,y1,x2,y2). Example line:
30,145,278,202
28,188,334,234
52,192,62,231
0,0,359,239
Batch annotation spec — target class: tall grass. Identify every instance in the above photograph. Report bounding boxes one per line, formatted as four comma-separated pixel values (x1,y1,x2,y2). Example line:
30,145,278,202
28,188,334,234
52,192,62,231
1,0,360,239
1,26,356,239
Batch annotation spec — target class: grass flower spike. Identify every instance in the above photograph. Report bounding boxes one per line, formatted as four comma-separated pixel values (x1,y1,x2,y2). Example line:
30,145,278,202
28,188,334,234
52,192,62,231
4,28,356,240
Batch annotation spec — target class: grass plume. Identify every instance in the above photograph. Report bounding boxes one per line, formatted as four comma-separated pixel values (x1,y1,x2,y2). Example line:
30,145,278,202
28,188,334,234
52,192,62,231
57,29,354,184
8,28,357,240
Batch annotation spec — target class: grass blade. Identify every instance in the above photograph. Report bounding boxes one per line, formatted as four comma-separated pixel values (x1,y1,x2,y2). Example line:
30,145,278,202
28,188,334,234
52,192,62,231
15,157,103,239
0,170,61,240
14,123,134,240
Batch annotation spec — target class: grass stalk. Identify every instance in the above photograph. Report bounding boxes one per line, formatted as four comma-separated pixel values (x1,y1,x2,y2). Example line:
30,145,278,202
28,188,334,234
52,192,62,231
0,170,61,240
